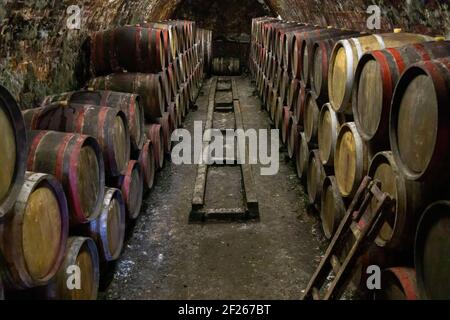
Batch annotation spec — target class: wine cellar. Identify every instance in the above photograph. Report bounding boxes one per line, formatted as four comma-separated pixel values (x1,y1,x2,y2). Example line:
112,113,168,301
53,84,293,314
0,0,448,301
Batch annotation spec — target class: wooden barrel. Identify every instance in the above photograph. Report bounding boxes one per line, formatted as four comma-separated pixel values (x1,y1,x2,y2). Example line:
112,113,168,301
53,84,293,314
86,188,125,262
279,69,290,105
41,90,145,151
300,30,360,85
287,115,298,159
415,201,450,300
27,131,105,225
390,58,450,182
142,22,178,59
168,102,178,129
212,57,240,76
281,106,291,144
294,81,307,126
328,32,432,113
0,85,27,222
321,176,346,239
116,160,143,220
89,73,164,120
368,151,429,250
318,103,345,167
160,69,172,107
44,237,99,300
296,132,309,180
310,38,335,104
307,149,329,207
90,26,165,76
0,172,69,289
374,267,418,300
24,104,130,178
287,78,300,110
303,91,320,144
168,63,178,100
139,140,156,190
269,89,278,119
147,124,165,170
275,97,284,130
353,41,450,148
174,94,183,126
334,122,368,198
157,112,173,154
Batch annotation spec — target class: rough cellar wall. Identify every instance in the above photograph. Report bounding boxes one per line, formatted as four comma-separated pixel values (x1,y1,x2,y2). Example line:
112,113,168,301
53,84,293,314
0,0,171,108
267,0,449,36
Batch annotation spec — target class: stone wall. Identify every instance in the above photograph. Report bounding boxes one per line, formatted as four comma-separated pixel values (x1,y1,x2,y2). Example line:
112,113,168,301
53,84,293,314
0,0,448,107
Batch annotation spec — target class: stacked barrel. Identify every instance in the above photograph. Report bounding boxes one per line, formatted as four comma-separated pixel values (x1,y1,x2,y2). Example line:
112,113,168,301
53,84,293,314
0,20,211,301
251,16,450,300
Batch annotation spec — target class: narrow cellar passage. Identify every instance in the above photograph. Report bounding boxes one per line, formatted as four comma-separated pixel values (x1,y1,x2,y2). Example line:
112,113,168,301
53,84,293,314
105,76,325,300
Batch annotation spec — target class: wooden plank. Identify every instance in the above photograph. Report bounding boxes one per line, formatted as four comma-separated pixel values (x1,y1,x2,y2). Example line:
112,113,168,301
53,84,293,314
234,100,259,218
232,78,239,100
191,78,217,212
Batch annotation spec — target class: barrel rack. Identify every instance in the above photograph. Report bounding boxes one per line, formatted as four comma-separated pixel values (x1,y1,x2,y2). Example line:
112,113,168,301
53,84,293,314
190,77,259,222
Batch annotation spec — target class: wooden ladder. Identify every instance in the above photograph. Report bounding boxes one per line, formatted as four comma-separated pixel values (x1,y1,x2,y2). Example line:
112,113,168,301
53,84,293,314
302,176,393,300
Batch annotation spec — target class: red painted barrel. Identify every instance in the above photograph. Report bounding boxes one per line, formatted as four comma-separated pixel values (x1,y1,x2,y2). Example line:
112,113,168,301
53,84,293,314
27,131,105,225
157,112,173,154
147,124,165,170
139,140,156,190
0,172,69,289
41,90,145,151
281,106,292,145
43,237,99,300
415,201,450,300
390,58,450,182
89,73,164,121
375,267,418,300
116,160,143,220
287,115,299,160
0,85,27,222
90,26,165,76
24,104,130,178
354,41,450,148
86,188,125,262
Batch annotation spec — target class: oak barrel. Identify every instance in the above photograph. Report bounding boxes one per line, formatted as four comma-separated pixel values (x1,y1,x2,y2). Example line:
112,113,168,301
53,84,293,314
44,237,99,300
389,58,450,182
415,201,450,300
89,73,164,120
374,267,418,300
0,172,69,289
157,112,173,154
296,132,309,180
306,149,329,206
303,91,320,144
27,131,105,225
334,122,368,198
353,41,450,147
41,90,145,151
287,115,298,159
281,106,291,145
0,85,27,222
90,26,165,76
318,103,345,167
87,188,125,262
116,160,143,220
320,176,346,239
368,151,428,250
139,140,156,190
328,33,432,113
24,104,130,178
147,124,165,170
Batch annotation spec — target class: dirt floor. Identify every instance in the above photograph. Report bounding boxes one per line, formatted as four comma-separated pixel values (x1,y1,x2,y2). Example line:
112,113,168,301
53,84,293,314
105,75,327,300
